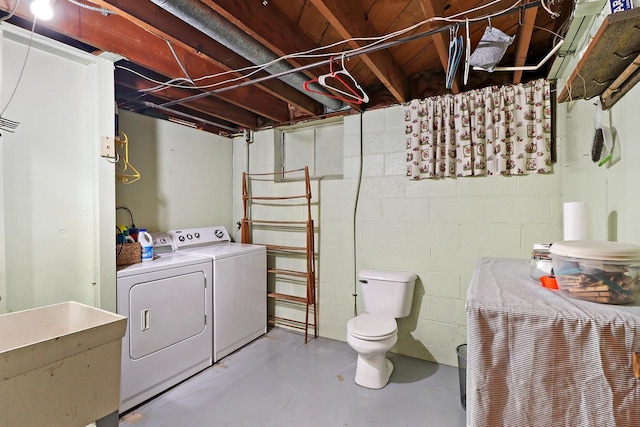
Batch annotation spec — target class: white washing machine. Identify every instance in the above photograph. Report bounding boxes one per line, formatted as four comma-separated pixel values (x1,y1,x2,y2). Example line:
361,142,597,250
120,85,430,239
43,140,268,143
116,233,213,412
168,226,266,362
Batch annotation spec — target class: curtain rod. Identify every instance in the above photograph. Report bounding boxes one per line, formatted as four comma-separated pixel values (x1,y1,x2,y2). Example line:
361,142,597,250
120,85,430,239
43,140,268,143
159,0,544,109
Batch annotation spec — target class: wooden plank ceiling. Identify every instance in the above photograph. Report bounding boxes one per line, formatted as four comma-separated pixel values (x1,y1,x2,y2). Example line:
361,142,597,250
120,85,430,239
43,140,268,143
1,0,573,135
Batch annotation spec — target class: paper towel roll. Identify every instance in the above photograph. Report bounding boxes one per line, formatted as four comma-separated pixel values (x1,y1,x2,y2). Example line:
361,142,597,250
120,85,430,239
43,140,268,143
563,202,591,241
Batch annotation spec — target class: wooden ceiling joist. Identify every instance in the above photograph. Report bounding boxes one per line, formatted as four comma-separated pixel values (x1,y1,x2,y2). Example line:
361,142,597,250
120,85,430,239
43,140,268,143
115,67,263,129
92,0,323,117
512,6,538,84
5,0,292,123
309,0,408,103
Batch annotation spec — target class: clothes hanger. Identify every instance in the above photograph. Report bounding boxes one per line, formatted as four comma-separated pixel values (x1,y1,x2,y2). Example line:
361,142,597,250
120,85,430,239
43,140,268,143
446,25,463,90
303,55,369,103
463,19,471,85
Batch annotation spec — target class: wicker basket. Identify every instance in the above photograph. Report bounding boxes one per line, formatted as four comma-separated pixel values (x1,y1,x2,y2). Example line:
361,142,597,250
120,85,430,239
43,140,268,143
116,242,142,266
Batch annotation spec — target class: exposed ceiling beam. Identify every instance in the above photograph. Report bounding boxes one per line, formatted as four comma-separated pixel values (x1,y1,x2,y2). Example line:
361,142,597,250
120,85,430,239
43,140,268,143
115,65,263,129
91,0,323,117
5,0,292,124
419,0,460,94
512,6,538,84
309,0,407,103
198,0,363,111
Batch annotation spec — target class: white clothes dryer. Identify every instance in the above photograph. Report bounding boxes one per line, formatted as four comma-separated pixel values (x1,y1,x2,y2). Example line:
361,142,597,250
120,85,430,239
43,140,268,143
168,226,266,362
116,233,213,412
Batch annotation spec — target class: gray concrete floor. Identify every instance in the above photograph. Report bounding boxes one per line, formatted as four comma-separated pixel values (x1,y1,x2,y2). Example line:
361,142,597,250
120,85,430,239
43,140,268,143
119,328,467,427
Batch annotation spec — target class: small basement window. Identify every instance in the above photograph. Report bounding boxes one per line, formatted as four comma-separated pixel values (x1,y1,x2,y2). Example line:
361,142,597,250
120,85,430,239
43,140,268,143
275,118,343,180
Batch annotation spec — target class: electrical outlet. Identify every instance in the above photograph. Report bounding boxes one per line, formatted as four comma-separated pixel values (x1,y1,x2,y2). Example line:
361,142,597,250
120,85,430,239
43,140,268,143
101,135,116,158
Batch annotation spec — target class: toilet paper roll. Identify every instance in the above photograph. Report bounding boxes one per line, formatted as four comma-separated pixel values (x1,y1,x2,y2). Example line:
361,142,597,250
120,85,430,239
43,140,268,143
563,202,591,241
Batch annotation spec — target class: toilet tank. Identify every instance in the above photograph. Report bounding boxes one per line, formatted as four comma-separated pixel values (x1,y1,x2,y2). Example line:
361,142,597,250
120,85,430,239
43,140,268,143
359,268,416,318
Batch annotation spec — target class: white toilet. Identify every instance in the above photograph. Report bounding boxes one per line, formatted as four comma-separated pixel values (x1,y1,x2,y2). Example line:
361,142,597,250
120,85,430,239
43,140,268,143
346,268,416,389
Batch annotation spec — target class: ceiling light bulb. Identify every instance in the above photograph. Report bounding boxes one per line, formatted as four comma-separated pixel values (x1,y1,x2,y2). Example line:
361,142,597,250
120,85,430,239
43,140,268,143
30,0,54,21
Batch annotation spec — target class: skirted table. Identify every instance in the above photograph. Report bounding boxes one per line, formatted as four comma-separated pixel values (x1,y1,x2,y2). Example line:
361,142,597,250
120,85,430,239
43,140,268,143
466,257,640,427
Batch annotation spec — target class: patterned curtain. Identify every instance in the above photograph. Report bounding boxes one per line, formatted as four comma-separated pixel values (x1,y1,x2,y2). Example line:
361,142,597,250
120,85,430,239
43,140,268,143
404,78,552,179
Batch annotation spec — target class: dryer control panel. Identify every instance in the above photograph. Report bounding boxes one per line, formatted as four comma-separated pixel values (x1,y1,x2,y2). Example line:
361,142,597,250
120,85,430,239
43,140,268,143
168,226,231,249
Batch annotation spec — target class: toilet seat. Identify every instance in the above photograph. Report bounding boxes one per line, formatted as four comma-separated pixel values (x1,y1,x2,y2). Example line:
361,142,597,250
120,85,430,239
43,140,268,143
347,313,397,340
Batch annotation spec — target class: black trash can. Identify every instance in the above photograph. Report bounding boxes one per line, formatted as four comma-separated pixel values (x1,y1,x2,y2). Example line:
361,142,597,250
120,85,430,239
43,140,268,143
456,343,467,410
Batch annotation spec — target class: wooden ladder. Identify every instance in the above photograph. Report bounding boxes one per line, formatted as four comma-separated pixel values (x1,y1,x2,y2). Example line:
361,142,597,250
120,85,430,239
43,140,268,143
240,167,317,343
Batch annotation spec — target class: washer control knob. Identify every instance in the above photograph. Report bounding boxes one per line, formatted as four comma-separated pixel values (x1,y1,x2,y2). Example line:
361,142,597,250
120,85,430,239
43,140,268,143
179,235,185,242
187,234,193,240
159,238,166,244
215,229,224,239
194,232,200,239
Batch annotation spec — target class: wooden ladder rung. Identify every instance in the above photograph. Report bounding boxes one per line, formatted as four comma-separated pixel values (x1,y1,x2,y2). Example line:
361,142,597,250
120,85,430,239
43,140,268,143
246,195,308,200
267,292,306,303
245,219,308,225
268,268,308,277
267,244,308,251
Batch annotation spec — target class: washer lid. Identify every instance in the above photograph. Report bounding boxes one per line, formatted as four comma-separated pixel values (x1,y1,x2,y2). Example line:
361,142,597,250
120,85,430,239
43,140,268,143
550,240,640,261
347,313,397,339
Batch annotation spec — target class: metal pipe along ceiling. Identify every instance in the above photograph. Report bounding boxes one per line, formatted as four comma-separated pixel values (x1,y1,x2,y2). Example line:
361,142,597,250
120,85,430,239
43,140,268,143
149,0,344,112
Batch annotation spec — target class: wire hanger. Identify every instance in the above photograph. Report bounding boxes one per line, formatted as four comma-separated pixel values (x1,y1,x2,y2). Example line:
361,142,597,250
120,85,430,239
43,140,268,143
303,55,369,104
463,18,471,85
115,132,141,184
446,25,463,90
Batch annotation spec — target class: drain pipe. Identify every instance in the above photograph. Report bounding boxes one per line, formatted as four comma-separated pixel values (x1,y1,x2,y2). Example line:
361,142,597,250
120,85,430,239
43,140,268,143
149,0,344,112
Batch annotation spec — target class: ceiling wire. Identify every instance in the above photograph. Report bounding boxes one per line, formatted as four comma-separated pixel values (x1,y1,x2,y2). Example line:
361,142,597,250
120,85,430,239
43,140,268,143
118,0,538,95
0,0,20,21
156,0,551,109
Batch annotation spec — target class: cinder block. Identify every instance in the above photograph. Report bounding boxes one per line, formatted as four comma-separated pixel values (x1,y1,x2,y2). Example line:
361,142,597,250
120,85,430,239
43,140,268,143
460,223,521,250
359,175,406,199
362,108,386,133
343,114,362,137
429,197,485,224
518,173,561,195
320,220,353,243
343,133,362,158
384,152,406,176
362,154,385,177
486,196,551,224
420,271,462,298
404,177,457,198
380,197,429,222
457,175,519,197
406,222,460,249
362,222,407,245
357,243,429,271
384,105,405,130
355,198,382,221
431,248,485,274
431,297,466,326
363,129,403,155
522,223,562,248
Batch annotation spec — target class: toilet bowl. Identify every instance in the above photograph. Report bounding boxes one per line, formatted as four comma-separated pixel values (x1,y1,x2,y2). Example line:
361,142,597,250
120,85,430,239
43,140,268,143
347,313,398,389
346,269,416,389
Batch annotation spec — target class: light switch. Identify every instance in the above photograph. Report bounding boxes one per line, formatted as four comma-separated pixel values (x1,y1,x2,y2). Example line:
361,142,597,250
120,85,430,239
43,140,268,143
101,135,116,158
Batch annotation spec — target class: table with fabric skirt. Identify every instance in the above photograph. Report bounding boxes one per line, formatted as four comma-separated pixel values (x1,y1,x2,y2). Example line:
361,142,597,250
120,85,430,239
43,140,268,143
466,257,640,427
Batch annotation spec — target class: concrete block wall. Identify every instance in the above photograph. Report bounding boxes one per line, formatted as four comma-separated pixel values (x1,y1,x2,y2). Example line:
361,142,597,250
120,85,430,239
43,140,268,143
233,104,563,367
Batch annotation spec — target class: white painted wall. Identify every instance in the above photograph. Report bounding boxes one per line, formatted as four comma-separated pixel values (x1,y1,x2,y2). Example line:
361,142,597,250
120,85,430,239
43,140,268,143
115,110,233,233
556,63,640,245
0,23,115,313
233,107,563,366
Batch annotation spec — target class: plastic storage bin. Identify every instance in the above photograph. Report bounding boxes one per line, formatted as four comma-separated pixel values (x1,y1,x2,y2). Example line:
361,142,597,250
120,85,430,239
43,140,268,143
457,343,467,410
550,240,640,304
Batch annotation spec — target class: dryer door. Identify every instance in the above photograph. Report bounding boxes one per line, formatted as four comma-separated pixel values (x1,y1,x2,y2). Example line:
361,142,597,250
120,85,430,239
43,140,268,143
129,271,206,359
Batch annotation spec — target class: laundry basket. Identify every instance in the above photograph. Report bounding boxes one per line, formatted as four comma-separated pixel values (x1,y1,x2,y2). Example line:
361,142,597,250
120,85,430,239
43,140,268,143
456,343,467,410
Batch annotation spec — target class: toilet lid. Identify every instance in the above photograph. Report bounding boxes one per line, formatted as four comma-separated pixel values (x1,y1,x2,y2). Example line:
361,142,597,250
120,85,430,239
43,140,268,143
347,313,397,340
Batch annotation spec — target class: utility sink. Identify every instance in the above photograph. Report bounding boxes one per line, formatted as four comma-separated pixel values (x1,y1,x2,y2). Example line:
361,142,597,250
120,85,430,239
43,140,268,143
0,301,126,427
